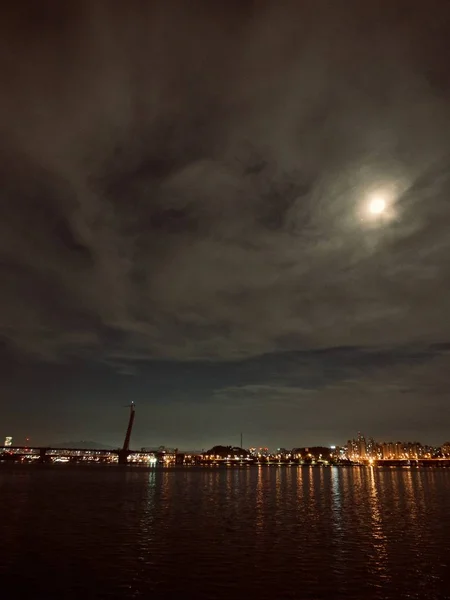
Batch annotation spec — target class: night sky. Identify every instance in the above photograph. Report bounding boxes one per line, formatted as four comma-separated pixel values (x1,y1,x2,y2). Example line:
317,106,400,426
1,1,450,450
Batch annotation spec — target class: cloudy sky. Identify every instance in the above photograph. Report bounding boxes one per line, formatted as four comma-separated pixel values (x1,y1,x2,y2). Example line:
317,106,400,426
1,1,450,449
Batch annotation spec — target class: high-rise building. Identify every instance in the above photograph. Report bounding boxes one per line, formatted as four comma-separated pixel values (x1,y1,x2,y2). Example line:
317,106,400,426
346,439,358,460
357,432,367,459
366,437,377,459
4,437,12,447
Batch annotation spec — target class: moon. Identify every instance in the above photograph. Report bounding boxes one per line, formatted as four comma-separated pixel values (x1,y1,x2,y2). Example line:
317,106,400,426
368,196,386,214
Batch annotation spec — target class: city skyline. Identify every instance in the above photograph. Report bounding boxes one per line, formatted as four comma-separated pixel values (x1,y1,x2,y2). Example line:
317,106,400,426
2,431,449,467
3,427,449,456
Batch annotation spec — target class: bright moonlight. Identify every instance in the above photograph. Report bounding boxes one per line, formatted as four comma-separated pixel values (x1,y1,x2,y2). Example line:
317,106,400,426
369,196,386,214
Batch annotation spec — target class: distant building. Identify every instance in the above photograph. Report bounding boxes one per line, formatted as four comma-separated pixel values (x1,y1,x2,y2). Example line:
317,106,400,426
357,432,367,459
366,437,376,458
346,433,367,460
4,437,12,447
140,446,178,464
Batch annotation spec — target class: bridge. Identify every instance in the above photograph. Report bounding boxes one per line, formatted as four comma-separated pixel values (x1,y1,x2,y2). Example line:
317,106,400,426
0,445,189,465
0,402,186,465
1,447,449,467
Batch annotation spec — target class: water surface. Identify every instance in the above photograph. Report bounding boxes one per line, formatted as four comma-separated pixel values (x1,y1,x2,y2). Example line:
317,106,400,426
1,465,449,599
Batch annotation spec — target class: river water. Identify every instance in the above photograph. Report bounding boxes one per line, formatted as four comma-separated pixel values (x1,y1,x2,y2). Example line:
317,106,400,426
0,465,449,599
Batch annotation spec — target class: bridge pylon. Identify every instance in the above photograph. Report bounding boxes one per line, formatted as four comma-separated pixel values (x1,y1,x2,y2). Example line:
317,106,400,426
118,402,135,465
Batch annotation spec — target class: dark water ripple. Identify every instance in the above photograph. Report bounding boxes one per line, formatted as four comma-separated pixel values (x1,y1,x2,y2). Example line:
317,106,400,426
0,465,449,599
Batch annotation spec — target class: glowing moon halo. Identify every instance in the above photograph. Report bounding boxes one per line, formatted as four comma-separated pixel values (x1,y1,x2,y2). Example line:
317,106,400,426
368,196,386,214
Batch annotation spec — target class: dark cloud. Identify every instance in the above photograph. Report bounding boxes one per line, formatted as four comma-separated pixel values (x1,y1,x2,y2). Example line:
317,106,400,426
1,1,450,446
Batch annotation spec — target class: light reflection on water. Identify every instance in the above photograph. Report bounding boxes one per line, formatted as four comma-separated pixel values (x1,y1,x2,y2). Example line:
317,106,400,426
367,467,390,587
0,465,449,599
